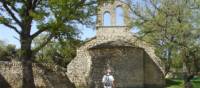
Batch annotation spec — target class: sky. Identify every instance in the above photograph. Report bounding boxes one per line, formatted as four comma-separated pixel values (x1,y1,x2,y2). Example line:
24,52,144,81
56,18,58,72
0,24,96,48
0,25,20,46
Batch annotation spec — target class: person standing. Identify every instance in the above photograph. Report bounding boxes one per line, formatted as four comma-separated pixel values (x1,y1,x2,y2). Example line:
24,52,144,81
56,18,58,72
102,69,115,88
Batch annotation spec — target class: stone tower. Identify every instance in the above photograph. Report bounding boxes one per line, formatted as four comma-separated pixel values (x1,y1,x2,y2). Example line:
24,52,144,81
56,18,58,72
67,0,165,88
96,0,130,40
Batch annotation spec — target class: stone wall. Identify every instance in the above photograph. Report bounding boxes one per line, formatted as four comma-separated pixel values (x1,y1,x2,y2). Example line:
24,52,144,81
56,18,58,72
67,34,165,88
96,0,130,26
144,53,165,88
89,47,145,88
0,61,75,88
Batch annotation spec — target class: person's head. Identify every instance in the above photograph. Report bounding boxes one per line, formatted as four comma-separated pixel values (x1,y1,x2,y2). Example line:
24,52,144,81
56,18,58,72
106,68,111,74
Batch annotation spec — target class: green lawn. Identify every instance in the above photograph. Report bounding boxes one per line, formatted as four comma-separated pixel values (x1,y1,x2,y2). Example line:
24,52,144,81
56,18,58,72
166,77,200,88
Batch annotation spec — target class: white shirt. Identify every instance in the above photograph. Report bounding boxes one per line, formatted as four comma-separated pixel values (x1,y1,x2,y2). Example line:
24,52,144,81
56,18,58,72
102,74,114,88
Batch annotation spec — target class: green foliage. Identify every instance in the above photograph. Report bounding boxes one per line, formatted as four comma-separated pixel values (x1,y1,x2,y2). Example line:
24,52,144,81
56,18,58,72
166,77,200,88
0,40,17,61
130,1,200,87
166,78,183,88
0,0,108,87
0,0,99,46
33,34,82,67
0,0,102,62
131,0,200,72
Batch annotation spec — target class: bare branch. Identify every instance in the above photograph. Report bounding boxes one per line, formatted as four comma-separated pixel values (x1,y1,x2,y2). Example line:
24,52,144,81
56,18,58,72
149,0,177,16
5,1,19,13
32,34,53,55
2,23,20,34
31,29,47,39
32,0,38,9
2,2,22,27
123,0,150,21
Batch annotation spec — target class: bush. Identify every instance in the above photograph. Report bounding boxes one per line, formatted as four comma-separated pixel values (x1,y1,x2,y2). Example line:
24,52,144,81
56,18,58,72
0,44,17,61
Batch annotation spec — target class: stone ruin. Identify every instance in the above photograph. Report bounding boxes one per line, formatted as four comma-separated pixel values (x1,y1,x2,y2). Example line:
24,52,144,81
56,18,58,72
67,0,165,88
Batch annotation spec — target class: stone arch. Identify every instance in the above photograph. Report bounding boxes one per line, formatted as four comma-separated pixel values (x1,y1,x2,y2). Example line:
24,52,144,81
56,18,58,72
113,0,130,26
103,11,111,26
96,0,131,27
67,35,165,88
115,5,124,26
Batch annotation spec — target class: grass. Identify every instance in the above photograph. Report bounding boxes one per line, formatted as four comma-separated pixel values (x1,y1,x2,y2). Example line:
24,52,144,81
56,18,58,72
166,76,200,88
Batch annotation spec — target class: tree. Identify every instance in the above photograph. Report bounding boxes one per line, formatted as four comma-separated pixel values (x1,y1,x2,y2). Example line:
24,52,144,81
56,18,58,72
128,0,200,88
0,0,99,88
0,40,17,61
33,34,82,67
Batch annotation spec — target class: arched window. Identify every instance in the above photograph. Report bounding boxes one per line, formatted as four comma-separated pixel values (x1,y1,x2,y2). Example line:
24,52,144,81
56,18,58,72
103,12,111,26
116,6,124,26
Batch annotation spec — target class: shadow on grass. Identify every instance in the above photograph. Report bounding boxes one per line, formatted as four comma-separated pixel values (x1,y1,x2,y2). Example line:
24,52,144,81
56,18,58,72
193,80,200,83
192,80,200,88
166,79,182,87
166,77,200,88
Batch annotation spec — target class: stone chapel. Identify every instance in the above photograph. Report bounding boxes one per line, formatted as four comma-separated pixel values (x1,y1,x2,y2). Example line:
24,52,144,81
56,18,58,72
67,0,165,88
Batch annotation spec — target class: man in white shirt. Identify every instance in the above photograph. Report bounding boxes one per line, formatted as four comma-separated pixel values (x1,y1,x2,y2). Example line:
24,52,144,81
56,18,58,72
102,69,115,88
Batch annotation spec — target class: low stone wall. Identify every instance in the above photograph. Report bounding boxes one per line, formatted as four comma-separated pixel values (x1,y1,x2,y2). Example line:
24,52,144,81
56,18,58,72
0,61,75,88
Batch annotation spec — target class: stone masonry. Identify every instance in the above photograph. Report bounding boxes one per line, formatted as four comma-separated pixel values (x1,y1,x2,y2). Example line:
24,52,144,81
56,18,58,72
67,0,165,88
0,61,75,88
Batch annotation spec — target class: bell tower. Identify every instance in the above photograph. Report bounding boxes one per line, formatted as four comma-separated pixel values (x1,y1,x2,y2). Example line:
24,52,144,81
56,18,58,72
96,0,131,39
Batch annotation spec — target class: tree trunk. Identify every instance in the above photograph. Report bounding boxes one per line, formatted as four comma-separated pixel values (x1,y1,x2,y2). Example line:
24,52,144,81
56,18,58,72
183,72,193,88
22,59,35,88
20,35,35,88
183,62,193,88
165,47,172,76
181,47,193,88
184,81,192,88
